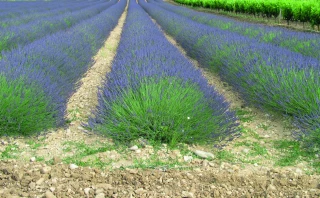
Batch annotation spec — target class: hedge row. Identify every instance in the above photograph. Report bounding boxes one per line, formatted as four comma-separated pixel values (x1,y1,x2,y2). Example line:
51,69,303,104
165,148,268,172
173,0,320,29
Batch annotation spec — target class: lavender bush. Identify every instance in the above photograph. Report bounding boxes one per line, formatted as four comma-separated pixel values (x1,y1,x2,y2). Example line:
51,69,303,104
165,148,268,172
150,0,320,60
0,1,67,20
0,0,117,54
0,0,126,136
140,0,320,148
0,1,94,29
89,0,238,146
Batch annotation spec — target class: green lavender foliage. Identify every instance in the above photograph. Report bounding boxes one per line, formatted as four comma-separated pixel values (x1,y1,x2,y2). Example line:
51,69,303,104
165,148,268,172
95,77,228,147
0,75,56,136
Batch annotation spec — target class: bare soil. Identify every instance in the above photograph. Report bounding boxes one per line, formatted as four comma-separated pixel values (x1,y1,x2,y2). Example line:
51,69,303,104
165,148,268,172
0,2,320,198
0,160,320,198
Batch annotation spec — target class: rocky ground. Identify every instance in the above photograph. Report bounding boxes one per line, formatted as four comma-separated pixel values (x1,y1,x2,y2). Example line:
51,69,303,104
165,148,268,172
0,158,319,198
0,2,320,198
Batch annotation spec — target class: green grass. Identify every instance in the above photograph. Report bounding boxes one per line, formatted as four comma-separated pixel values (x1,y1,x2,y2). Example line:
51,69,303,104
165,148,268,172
66,108,81,123
62,141,125,169
250,142,268,156
301,128,320,154
235,108,254,123
240,128,263,140
215,150,236,162
64,157,111,169
274,140,305,166
0,144,21,159
36,156,45,162
94,77,233,147
62,141,121,156
234,141,268,156
257,123,271,131
176,144,193,156
26,140,43,150
273,140,320,173
234,140,252,147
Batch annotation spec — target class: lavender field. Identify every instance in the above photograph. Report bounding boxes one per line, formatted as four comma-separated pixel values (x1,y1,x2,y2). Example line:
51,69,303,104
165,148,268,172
0,0,319,197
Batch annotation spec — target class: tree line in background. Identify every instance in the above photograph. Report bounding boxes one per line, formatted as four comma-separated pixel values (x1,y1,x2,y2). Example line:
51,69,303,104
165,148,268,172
174,0,320,30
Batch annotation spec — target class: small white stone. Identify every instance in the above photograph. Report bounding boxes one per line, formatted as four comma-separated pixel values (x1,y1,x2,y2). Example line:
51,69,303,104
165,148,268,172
184,156,193,162
36,178,45,185
182,191,194,198
30,157,36,162
267,184,277,191
95,188,104,195
45,191,56,198
69,164,78,170
186,173,194,180
295,168,303,175
52,178,58,184
129,145,138,151
95,193,105,198
254,163,258,167
50,187,55,192
40,166,52,174
84,188,91,195
135,188,147,195
208,162,215,167
135,149,141,154
194,150,214,159
242,148,250,154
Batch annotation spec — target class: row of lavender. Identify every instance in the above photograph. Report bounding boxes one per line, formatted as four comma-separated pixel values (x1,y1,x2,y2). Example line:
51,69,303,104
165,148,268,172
151,0,320,60
140,0,320,148
88,0,238,146
0,1,95,29
0,1,72,20
0,0,126,136
0,0,117,54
